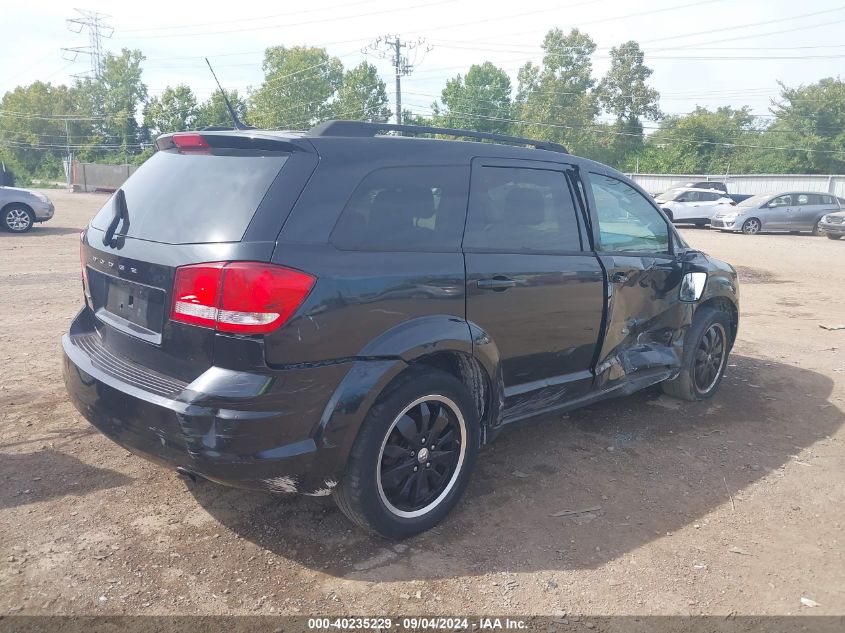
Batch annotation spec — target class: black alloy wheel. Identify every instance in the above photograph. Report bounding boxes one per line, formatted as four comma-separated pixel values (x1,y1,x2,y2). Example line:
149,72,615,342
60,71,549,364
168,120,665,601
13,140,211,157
693,322,727,395
377,396,465,517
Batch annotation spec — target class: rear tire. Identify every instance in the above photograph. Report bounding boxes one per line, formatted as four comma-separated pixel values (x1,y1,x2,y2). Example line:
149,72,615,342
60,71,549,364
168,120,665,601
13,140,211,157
827,234,842,240
812,221,823,236
334,367,479,539
2,204,34,233
741,218,761,235
662,307,732,402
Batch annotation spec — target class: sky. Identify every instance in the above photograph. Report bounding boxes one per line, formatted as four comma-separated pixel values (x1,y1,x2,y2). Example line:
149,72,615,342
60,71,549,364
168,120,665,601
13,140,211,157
2,0,844,124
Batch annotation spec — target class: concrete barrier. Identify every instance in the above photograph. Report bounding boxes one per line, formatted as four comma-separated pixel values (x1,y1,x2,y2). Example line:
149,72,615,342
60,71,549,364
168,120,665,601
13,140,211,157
72,162,138,193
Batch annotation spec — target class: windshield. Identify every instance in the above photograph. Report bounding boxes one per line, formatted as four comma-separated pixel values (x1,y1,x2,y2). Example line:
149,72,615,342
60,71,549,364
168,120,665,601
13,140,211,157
737,193,774,208
655,188,685,202
91,150,288,244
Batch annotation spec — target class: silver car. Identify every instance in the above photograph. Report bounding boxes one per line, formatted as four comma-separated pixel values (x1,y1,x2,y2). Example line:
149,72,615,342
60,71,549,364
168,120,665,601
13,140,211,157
711,192,842,235
818,209,845,240
0,186,55,233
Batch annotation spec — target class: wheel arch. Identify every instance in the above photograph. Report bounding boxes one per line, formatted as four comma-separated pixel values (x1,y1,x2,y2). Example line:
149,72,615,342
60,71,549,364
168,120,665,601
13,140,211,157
2,201,34,214
313,316,505,481
696,295,739,348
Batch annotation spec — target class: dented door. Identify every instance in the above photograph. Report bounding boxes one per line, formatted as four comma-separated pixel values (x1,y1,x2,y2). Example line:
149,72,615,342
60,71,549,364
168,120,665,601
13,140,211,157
584,171,691,388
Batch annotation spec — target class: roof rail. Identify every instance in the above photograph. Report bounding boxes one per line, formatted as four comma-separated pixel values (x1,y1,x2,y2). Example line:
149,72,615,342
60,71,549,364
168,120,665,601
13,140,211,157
308,120,568,154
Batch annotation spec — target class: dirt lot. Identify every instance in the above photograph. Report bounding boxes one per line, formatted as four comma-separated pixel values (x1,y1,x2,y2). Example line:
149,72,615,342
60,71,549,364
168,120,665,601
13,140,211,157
1,189,843,617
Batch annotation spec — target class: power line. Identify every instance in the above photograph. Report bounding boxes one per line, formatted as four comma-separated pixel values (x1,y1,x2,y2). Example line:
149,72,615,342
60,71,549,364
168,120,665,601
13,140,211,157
119,0,378,34
115,0,451,40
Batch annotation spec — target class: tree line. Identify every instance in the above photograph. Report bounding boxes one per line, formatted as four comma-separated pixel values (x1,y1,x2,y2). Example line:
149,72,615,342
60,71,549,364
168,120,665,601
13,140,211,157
2,28,844,183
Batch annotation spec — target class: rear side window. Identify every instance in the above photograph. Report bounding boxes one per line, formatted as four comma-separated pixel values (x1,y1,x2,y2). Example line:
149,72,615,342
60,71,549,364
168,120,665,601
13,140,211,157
464,166,582,252
331,166,469,252
91,150,288,244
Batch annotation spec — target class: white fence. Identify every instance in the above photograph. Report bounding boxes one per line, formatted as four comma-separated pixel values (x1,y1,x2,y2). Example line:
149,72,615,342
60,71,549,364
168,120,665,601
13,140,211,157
627,173,845,197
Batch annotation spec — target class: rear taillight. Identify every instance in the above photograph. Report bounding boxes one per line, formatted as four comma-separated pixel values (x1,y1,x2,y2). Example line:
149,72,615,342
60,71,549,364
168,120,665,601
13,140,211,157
171,262,315,334
171,133,210,154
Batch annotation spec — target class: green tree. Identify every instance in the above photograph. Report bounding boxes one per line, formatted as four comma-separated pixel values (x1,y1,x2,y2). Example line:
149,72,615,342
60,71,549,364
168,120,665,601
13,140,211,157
195,89,248,129
597,41,661,170
143,84,198,138
332,62,390,122
435,62,513,135
638,106,760,174
249,46,342,129
76,48,147,155
0,81,91,179
763,78,845,173
515,28,599,155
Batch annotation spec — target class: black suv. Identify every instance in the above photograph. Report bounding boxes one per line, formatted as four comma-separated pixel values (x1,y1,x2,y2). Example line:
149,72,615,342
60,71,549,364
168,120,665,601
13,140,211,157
63,121,739,539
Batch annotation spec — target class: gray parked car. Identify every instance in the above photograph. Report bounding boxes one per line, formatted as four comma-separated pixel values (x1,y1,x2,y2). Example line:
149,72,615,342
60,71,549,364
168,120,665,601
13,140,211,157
0,186,55,233
710,192,842,235
818,209,845,240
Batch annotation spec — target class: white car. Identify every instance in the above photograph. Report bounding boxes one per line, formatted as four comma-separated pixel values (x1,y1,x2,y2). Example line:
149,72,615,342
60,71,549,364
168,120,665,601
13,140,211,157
654,187,735,226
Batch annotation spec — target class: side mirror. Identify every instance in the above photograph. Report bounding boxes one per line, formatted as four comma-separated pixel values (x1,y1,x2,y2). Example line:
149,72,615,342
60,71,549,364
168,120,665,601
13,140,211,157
680,272,707,302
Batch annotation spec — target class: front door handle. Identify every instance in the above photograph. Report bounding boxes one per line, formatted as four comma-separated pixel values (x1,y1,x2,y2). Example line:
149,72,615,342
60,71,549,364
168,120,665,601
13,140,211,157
477,277,518,291
610,271,629,283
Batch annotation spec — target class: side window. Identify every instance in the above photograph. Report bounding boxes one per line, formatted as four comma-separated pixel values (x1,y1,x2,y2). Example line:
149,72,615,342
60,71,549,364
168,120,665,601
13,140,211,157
589,173,670,253
464,166,582,252
797,194,810,205
822,195,834,205
705,192,720,201
331,166,469,252
771,195,791,207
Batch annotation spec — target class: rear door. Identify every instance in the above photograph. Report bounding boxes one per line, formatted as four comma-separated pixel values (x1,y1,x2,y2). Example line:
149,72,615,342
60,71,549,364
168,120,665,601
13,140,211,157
796,193,833,230
81,134,316,381
463,158,604,419
584,171,687,388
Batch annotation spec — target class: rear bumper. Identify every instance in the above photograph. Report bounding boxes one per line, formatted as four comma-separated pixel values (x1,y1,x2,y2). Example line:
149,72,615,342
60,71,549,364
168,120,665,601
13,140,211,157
62,310,353,495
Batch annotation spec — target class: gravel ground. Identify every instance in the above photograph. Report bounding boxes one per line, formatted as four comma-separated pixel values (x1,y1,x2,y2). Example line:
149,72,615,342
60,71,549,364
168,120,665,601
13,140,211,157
1,189,843,618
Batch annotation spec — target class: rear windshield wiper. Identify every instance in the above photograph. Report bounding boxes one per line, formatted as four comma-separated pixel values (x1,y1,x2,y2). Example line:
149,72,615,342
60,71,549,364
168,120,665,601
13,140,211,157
103,188,129,246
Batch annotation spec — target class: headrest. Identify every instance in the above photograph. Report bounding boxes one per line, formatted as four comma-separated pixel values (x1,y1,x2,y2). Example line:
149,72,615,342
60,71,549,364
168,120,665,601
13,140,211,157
370,186,435,228
504,188,545,226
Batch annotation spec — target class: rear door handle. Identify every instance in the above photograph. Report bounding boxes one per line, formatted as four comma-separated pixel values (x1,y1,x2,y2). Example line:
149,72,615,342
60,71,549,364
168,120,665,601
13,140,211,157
477,277,518,291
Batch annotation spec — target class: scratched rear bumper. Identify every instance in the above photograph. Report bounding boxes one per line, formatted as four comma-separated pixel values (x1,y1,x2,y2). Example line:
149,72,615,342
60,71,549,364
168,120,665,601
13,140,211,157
62,312,353,496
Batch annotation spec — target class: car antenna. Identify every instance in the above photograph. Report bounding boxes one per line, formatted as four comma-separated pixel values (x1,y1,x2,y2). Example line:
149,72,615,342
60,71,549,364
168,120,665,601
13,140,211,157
205,58,252,131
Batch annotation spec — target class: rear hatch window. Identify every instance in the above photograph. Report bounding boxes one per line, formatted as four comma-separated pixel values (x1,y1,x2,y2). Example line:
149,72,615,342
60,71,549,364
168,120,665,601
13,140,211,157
90,150,288,244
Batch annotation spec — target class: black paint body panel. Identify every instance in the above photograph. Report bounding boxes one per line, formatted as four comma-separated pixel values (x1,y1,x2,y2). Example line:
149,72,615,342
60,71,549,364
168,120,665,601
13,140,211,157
62,130,739,493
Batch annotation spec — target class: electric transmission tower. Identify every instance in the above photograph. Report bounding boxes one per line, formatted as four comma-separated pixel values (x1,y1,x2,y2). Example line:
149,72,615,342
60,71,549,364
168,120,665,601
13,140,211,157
61,9,114,80
363,35,431,124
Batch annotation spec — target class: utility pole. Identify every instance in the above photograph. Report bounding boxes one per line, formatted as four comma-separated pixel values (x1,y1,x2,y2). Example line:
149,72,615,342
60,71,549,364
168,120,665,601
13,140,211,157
64,119,72,189
61,9,114,80
392,37,404,125
363,35,431,125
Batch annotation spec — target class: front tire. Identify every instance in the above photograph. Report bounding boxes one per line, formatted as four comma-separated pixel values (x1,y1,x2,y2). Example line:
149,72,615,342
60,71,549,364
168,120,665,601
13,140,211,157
334,368,479,539
2,204,34,233
812,221,823,236
662,307,732,402
741,218,761,235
